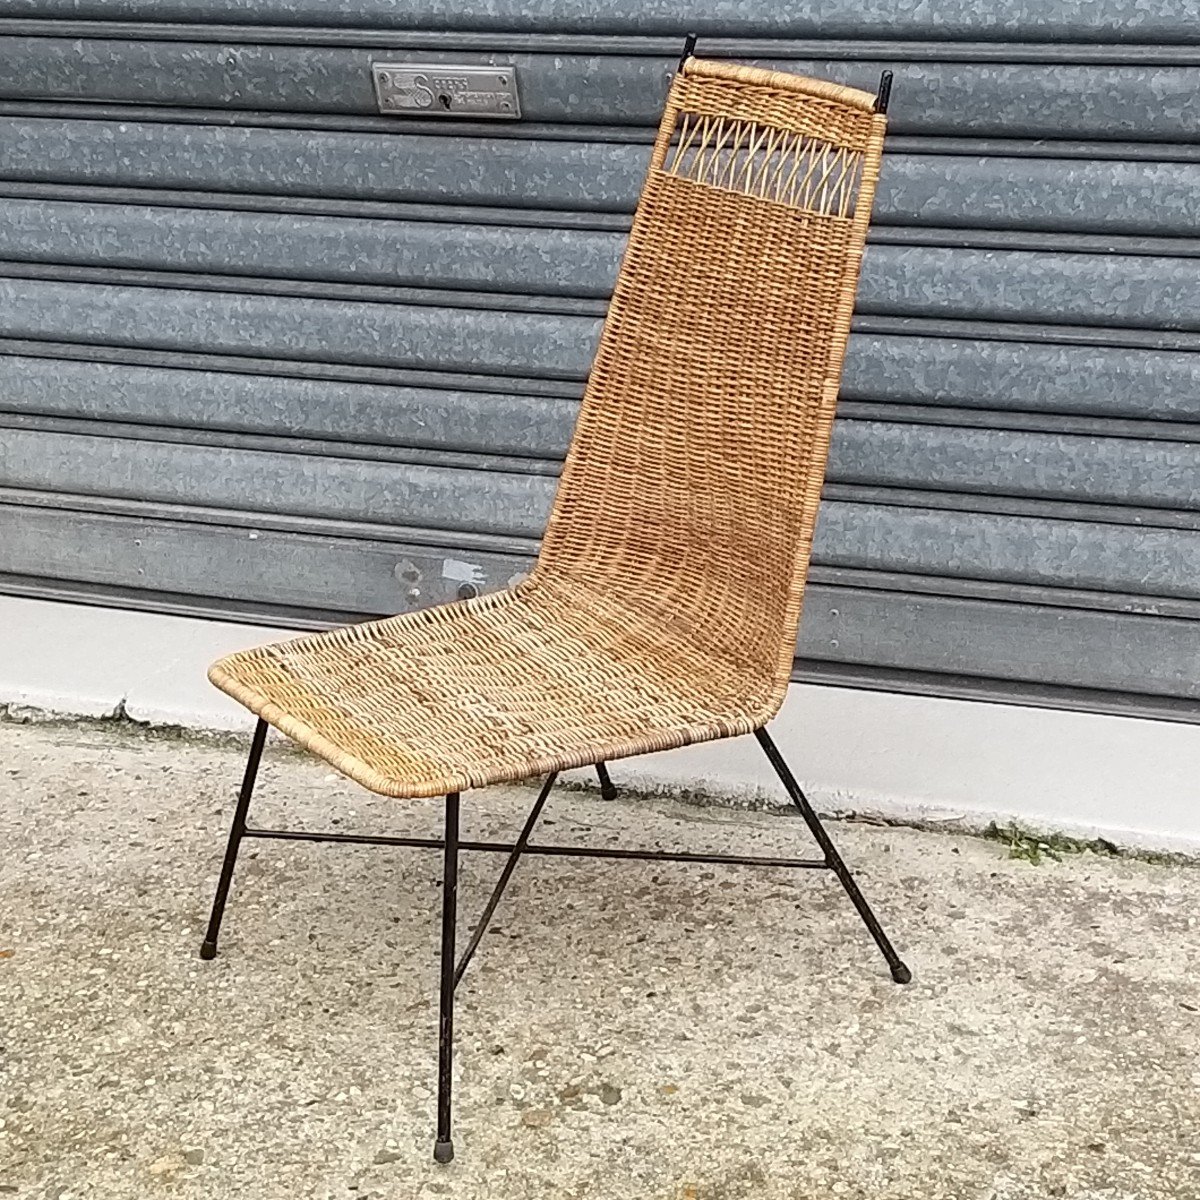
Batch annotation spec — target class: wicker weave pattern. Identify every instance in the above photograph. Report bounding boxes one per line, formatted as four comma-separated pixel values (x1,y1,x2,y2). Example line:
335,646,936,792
669,70,876,147
208,60,887,799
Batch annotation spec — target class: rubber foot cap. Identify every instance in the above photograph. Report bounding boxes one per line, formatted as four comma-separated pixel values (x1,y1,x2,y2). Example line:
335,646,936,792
199,940,217,961
600,786,619,803
434,1139,455,1165
890,962,912,985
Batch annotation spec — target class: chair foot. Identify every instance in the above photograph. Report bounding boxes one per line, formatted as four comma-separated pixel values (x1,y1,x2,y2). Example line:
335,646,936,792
199,939,218,961
434,1139,455,1165
890,962,912,985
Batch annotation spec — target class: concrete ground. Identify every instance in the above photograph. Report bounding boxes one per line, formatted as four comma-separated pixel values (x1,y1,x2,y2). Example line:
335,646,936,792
1,720,1197,1200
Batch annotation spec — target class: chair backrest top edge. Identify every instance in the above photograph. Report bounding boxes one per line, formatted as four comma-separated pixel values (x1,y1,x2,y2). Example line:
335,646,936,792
682,57,879,114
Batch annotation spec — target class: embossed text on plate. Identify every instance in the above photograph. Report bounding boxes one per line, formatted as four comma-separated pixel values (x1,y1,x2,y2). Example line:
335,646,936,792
372,63,521,119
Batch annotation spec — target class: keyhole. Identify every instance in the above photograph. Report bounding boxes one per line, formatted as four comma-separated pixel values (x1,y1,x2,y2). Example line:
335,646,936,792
438,93,452,110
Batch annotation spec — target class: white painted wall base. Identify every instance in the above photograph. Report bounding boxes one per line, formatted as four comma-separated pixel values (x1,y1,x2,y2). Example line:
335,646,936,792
1,595,1197,853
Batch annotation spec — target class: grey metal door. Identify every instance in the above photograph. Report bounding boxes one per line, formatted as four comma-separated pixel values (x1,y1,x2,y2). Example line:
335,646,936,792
1,2,1198,719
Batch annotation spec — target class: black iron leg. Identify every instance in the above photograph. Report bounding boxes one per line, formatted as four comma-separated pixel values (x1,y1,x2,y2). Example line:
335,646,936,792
454,773,556,987
755,728,911,984
199,718,268,960
595,761,618,801
434,792,460,1165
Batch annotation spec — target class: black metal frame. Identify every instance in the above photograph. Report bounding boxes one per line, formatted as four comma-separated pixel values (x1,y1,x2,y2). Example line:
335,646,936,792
199,718,909,1163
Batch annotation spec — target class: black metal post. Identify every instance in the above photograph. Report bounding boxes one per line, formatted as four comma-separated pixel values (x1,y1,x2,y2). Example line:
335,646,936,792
595,760,618,802
755,728,911,984
454,773,556,987
875,69,894,115
434,792,460,1165
199,717,268,960
677,32,697,73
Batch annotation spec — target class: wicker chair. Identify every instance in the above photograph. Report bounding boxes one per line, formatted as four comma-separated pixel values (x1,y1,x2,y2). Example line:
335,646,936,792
200,52,907,1164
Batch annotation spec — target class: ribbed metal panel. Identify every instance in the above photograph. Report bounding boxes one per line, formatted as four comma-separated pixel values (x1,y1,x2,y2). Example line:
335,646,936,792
3,201,1199,328
3,120,1198,235
3,38,1198,139
3,504,1198,706
0,8,1196,717
5,3,1197,42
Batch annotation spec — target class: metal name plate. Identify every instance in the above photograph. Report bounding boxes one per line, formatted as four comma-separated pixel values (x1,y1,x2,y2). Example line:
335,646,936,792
372,63,521,119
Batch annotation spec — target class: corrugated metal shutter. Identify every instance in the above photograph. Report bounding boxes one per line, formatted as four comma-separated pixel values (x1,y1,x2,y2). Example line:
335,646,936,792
1,3,1198,721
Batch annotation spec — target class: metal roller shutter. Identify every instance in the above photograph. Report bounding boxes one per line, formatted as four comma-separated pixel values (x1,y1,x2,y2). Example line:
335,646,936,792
0,3,1197,721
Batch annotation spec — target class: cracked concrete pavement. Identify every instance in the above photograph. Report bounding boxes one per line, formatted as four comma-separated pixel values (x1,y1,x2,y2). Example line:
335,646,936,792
1,718,1198,1199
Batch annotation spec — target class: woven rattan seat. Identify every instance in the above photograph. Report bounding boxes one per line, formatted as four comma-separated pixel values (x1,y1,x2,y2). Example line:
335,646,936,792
209,58,885,799
210,576,782,797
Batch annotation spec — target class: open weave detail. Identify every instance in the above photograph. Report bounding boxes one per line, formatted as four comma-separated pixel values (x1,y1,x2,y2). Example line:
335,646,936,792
209,58,888,799
665,112,866,216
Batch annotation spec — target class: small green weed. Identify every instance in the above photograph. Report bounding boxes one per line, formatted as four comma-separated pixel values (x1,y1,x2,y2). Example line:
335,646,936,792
984,821,1121,866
